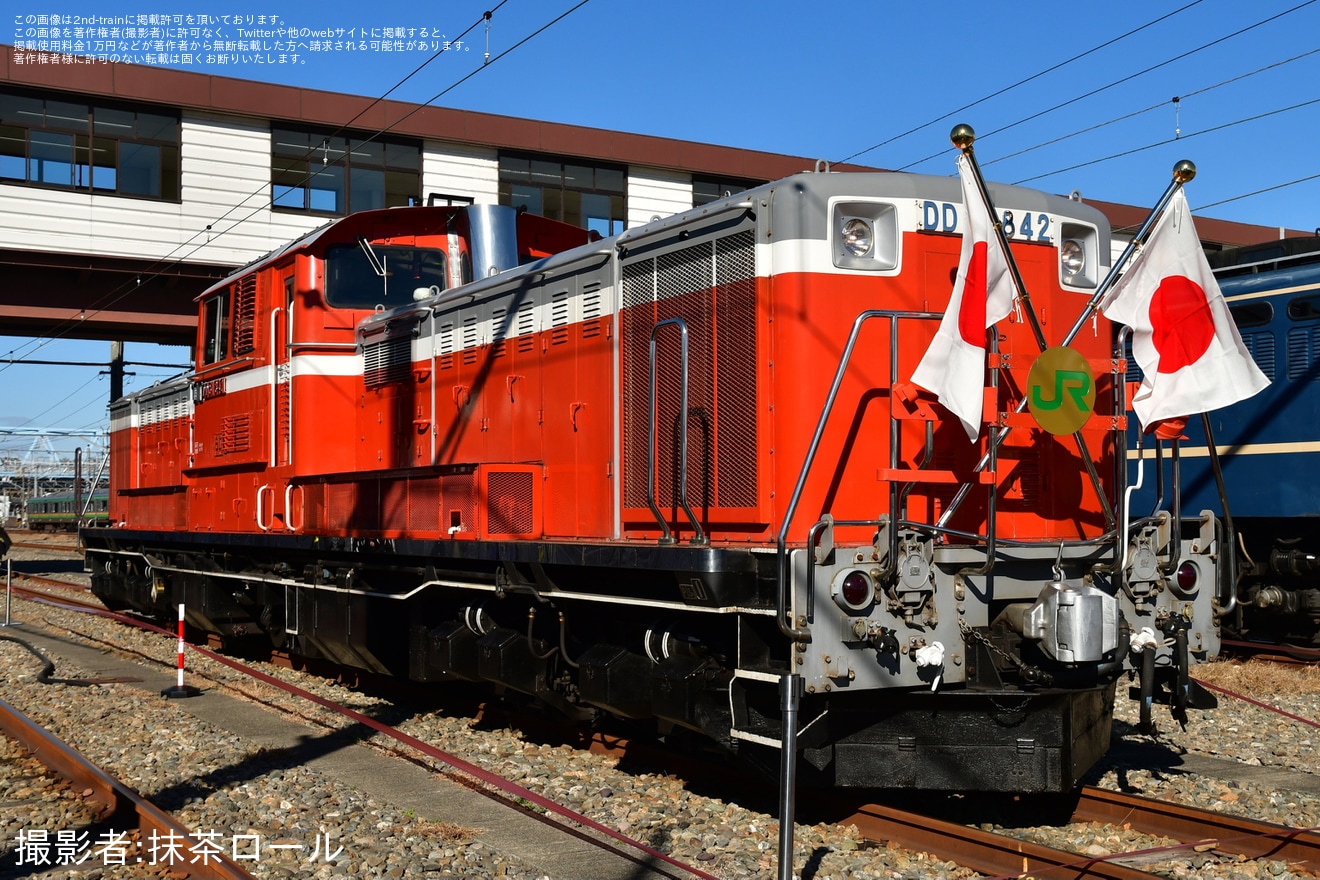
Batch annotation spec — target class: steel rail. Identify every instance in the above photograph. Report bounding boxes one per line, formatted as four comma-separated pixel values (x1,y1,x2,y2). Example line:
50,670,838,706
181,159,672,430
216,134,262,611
0,696,257,880
846,801,1166,880
8,590,718,880
1072,785,1320,872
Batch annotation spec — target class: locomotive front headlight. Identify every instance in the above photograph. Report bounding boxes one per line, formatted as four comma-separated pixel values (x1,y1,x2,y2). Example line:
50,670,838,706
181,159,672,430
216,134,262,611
831,568,875,614
841,218,874,257
1060,239,1085,277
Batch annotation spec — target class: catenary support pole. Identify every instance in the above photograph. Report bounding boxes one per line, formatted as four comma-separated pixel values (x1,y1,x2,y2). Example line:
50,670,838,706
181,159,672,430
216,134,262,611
1,557,18,628
778,672,803,880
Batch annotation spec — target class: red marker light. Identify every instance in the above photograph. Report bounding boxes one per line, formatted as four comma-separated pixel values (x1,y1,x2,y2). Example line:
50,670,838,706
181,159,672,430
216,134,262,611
836,570,873,612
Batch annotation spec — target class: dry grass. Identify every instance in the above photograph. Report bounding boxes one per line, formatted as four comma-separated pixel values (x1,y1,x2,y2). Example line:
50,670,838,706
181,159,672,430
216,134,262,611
415,819,479,843
1193,656,1320,697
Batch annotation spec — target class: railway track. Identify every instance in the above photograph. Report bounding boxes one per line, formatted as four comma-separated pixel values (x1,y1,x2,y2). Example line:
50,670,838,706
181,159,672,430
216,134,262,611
546,714,1320,879
4,574,1319,879
0,588,718,880
1071,786,1320,871
0,696,256,880
1221,638,1320,664
793,783,1320,880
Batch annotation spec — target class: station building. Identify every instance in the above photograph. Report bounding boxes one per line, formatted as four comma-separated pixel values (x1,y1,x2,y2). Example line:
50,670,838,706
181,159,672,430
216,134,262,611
0,43,1304,348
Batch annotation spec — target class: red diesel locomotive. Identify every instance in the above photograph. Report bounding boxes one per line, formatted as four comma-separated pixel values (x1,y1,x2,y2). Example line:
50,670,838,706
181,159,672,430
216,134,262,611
87,158,1223,792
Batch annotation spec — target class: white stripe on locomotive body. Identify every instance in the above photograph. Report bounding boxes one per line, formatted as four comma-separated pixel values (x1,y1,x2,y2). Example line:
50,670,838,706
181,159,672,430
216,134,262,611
131,385,192,430
1225,281,1320,302
379,198,1100,370
1129,440,1320,459
117,176,1109,438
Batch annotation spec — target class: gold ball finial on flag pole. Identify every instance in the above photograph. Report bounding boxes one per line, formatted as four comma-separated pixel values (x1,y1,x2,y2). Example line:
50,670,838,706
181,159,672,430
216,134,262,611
1173,160,1197,183
950,124,975,150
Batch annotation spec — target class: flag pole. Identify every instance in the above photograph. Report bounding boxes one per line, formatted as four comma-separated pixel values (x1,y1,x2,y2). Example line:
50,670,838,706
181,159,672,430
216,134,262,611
951,124,1049,353
1059,159,1197,348
935,134,1199,531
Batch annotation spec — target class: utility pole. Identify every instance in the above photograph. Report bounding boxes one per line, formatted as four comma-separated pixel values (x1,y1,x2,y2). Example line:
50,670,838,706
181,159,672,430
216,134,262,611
109,340,125,402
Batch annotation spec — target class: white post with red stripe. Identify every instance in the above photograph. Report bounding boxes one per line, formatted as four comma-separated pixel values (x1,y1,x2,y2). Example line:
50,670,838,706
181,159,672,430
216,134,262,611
161,602,201,698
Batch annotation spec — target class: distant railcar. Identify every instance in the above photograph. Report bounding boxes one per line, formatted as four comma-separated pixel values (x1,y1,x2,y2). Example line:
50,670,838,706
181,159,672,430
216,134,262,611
27,490,110,531
1128,236,1320,647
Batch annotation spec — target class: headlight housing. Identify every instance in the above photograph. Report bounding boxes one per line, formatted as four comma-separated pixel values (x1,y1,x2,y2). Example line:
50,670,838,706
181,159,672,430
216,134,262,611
1060,239,1085,278
831,200,898,271
841,218,874,257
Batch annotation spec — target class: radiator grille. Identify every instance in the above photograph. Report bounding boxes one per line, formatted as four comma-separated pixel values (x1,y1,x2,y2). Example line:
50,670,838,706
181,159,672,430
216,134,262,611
487,471,534,535
621,228,757,512
363,335,412,387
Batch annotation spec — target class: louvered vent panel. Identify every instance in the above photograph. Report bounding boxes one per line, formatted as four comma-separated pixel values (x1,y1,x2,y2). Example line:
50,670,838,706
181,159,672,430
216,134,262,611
516,301,536,353
491,307,508,359
437,321,456,370
582,283,605,340
462,315,479,365
1287,327,1320,381
232,275,258,355
215,414,250,456
550,290,571,346
1243,331,1276,381
364,336,412,387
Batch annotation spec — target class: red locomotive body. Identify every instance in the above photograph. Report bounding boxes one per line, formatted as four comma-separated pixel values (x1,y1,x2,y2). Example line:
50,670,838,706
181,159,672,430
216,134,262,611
88,168,1222,792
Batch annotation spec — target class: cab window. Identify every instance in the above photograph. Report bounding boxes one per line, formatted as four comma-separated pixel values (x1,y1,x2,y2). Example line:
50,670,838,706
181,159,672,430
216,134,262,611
201,294,230,364
324,243,447,308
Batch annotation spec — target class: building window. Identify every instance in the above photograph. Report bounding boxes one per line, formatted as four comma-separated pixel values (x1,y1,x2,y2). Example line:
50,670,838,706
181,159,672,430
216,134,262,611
693,176,758,207
0,89,179,199
498,153,626,237
271,126,419,215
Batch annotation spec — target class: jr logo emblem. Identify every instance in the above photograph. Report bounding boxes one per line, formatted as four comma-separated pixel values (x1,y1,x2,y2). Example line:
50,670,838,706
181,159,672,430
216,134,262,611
1026,346,1095,435
1032,370,1091,411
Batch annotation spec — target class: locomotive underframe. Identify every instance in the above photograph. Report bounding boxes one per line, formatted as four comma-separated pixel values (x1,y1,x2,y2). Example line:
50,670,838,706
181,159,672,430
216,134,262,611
1229,515,1320,647
82,524,1199,792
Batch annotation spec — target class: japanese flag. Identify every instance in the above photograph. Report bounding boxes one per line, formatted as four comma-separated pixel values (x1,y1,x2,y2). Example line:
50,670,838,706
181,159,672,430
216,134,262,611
911,153,1016,441
1100,190,1268,427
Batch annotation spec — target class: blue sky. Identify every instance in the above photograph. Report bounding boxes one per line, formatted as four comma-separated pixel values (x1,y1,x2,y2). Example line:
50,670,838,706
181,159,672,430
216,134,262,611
3,0,1319,458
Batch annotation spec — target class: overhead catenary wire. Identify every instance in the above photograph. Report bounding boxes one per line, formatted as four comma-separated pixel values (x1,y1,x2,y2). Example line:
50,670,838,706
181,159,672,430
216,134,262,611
1195,171,1320,214
893,0,1319,173
1,0,595,446
1010,94,1320,186
832,0,1209,166
979,46,1320,169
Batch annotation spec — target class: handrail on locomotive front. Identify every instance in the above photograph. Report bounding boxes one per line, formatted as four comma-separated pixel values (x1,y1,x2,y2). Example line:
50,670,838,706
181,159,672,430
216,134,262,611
775,309,941,642
773,305,1150,643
